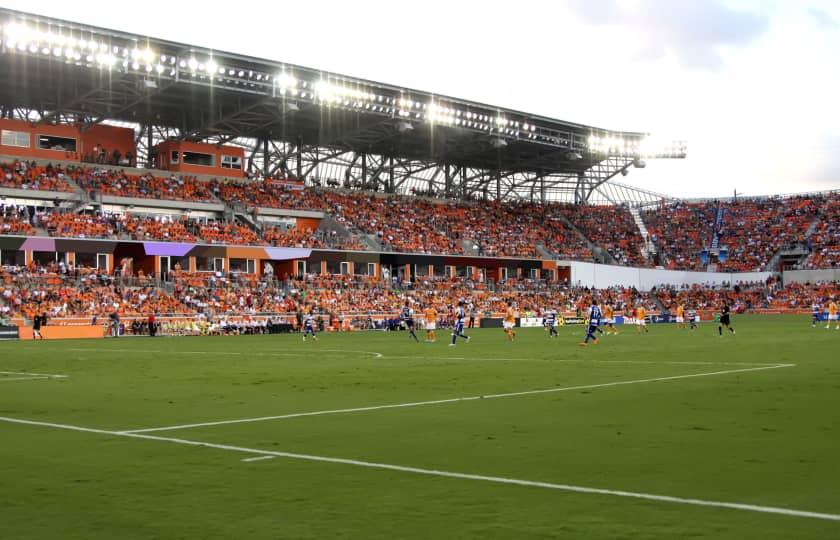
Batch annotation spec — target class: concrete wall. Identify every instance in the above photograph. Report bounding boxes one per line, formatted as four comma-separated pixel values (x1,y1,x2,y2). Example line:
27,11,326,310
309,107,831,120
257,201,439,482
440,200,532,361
783,269,840,285
559,260,773,291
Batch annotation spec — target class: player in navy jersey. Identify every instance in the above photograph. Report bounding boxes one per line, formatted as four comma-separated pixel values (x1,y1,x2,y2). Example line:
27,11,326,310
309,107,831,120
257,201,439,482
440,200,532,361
580,300,602,346
544,309,558,338
450,301,471,346
401,301,420,342
302,311,318,341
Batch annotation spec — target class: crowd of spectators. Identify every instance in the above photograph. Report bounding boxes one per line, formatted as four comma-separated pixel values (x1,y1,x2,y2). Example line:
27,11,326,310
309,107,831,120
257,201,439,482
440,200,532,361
804,195,840,269
0,161,75,192
558,204,646,266
3,159,840,269
715,196,819,272
3,262,838,328
0,206,36,235
72,167,215,202
643,201,717,270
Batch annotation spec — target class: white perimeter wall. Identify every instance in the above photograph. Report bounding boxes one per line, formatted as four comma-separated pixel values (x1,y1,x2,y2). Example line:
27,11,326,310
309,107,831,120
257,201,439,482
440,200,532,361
782,269,840,285
560,260,772,291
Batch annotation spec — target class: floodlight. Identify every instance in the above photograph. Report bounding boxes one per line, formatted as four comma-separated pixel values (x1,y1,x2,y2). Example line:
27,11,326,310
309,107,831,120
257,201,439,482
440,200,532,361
187,57,198,71
205,59,218,73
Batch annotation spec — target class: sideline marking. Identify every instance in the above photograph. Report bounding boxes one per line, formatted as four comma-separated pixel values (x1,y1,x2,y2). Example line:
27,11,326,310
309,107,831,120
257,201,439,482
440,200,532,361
0,371,68,383
121,364,795,434
0,413,837,523
242,455,276,463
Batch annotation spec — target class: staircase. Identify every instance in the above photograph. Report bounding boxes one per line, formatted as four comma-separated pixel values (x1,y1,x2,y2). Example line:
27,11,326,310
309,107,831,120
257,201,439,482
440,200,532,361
227,202,261,234
555,214,616,264
710,203,725,250
535,243,555,259
629,206,656,258
59,176,94,213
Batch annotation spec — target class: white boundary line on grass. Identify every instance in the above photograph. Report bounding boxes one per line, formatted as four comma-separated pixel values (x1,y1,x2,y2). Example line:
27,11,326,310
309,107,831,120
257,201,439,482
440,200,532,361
64,348,781,367
0,413,837,523
0,371,68,383
242,455,277,463
120,364,795,434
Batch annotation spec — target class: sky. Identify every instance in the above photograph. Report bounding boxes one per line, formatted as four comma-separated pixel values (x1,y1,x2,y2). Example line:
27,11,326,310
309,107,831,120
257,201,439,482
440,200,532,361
2,0,839,198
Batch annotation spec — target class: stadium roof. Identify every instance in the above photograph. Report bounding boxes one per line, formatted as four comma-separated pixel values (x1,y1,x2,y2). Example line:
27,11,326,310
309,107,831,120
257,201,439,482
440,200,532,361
0,7,685,204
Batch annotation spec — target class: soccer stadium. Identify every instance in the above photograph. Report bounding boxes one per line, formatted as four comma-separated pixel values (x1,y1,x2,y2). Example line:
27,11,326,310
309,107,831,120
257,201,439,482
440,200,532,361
1,4,838,539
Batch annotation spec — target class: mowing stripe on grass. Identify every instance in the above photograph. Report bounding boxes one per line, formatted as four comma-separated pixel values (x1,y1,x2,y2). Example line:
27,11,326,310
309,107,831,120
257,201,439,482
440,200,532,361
0,413,837,523
64,348,384,358
120,363,795,434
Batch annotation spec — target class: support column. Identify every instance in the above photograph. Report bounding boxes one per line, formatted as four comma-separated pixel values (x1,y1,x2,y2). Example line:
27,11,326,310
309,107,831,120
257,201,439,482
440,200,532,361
262,138,269,178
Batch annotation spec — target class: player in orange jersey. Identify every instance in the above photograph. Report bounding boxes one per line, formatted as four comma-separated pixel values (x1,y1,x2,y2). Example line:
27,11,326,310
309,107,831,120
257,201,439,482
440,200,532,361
424,305,438,342
675,303,685,329
603,303,617,335
827,299,838,330
635,305,649,333
503,301,517,342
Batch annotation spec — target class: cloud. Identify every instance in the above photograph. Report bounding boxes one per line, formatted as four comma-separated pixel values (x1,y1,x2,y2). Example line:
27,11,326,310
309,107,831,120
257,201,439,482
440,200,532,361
567,0,770,70
808,7,838,29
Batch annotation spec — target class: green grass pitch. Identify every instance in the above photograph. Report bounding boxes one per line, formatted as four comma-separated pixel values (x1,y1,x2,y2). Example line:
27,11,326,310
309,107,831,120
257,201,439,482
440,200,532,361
1,315,839,539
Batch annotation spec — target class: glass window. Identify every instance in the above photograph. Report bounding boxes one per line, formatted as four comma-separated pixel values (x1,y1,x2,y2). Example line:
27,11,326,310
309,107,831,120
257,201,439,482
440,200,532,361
1,129,30,148
182,151,214,167
221,155,242,169
38,135,76,152
0,250,25,266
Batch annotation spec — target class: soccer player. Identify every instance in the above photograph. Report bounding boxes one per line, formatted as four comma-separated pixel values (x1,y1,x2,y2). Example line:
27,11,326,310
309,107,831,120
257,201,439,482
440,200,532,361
450,301,470,346
827,299,839,330
401,301,420,342
424,304,438,342
603,303,617,335
718,303,735,336
687,306,698,330
675,303,685,329
32,312,43,340
544,309,558,338
302,311,318,341
812,301,822,328
635,304,649,333
503,301,517,342
580,300,602,346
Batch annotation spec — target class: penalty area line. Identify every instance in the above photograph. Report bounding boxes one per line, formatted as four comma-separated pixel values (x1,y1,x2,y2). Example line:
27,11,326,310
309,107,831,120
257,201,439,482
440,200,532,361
0,414,836,523
120,363,795,435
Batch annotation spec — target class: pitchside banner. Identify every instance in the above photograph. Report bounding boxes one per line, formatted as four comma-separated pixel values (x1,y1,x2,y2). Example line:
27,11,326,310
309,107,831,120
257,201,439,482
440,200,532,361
0,325,20,339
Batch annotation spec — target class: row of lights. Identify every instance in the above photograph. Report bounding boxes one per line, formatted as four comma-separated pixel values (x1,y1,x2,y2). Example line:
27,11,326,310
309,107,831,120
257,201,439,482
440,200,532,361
3,20,626,148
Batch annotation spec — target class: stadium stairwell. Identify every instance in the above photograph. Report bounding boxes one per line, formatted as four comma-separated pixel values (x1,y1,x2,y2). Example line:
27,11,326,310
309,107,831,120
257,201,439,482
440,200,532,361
555,213,615,264
630,206,656,259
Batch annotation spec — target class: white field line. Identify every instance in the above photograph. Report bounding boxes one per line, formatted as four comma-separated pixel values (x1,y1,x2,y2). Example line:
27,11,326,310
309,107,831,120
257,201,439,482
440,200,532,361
65,348,778,367
0,414,837,523
64,348,384,359
121,364,795,435
242,455,277,463
0,371,68,382
387,357,783,367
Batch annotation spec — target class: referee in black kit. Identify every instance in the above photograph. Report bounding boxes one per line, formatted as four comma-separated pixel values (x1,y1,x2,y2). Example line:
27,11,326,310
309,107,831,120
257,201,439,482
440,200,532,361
718,303,735,336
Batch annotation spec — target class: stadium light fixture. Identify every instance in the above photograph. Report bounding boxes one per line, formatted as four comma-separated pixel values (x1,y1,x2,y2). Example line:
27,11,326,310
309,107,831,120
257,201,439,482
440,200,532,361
276,72,297,90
